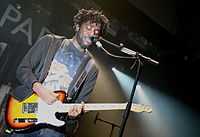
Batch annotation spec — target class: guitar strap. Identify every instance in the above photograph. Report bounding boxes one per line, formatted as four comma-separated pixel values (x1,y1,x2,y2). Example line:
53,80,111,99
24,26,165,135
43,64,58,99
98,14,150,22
67,56,94,103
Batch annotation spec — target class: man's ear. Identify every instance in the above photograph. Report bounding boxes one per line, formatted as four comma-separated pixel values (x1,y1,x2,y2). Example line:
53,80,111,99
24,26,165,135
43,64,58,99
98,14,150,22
75,25,80,32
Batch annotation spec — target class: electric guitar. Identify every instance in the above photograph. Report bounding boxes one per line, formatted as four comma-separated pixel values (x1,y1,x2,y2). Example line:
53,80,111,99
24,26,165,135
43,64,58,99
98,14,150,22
5,90,152,131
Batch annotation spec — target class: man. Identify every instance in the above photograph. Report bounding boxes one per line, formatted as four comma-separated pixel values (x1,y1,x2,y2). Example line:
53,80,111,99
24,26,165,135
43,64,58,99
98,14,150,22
7,8,109,137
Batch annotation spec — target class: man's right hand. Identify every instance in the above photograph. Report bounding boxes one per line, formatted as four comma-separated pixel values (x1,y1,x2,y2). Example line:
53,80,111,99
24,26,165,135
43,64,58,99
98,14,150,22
32,82,58,105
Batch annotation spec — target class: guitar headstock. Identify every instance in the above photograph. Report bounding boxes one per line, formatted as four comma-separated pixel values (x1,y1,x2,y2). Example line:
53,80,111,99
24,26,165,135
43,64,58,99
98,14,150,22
131,103,152,113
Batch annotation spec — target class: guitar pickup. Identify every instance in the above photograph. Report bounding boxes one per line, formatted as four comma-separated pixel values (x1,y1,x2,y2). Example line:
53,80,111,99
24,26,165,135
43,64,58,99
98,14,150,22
22,103,38,113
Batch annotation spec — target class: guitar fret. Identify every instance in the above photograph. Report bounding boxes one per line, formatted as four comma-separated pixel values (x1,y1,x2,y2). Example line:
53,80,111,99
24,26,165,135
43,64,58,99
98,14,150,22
57,103,130,112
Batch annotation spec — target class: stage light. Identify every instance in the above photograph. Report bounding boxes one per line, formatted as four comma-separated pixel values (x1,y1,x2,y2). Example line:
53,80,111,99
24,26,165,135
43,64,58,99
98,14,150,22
112,67,199,137
112,67,135,98
111,67,116,71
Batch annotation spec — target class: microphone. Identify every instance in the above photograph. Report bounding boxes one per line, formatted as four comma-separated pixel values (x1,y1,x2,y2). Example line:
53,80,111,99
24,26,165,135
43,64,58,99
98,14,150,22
90,36,102,48
95,41,102,48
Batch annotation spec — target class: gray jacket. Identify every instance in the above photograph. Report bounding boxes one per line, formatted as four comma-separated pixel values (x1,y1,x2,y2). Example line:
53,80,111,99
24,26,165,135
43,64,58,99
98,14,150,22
11,34,98,102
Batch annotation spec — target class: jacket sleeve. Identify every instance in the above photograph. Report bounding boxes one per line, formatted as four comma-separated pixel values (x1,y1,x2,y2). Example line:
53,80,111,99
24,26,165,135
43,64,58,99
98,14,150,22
74,64,99,103
16,34,52,90
64,64,98,134
63,65,98,135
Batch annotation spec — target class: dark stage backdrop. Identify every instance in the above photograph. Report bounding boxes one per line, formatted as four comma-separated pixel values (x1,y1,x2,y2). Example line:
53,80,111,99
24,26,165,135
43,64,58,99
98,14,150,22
0,0,77,85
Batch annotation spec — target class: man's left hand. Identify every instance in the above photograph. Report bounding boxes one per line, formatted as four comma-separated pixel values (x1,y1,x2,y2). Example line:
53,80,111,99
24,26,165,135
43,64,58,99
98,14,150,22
68,102,84,117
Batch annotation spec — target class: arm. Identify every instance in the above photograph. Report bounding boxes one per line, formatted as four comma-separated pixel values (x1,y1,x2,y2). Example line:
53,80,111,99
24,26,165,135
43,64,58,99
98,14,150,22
75,65,99,103
16,34,52,89
16,34,58,104
64,65,99,135
66,65,99,117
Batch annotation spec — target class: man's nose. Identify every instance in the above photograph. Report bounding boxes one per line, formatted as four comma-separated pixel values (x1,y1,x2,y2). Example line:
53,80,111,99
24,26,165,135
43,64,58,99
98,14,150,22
91,29,99,36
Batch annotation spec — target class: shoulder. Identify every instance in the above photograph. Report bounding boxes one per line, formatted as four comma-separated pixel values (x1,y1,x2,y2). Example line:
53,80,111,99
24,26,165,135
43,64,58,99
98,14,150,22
40,33,67,41
51,34,66,40
87,54,99,74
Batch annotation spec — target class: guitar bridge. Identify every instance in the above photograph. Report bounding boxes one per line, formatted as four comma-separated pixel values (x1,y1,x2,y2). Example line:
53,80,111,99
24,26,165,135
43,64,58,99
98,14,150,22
14,118,38,123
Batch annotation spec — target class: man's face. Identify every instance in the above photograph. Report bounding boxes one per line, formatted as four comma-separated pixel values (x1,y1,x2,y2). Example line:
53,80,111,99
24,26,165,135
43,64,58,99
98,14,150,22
76,21,101,48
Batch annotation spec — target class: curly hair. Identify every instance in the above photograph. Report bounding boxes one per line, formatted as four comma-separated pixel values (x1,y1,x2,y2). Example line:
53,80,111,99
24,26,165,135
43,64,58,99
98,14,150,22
73,9,109,35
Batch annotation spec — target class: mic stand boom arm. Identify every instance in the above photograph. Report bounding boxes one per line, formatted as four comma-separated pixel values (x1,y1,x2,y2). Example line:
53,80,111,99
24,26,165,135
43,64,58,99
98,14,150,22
120,47,159,65
99,36,159,65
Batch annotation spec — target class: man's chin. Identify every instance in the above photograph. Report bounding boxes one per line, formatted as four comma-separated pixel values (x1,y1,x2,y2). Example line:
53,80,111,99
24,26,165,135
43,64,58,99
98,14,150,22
83,41,92,47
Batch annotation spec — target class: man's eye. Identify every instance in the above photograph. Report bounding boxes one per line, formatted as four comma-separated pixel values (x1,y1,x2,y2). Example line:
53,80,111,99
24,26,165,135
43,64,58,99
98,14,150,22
94,30,99,35
87,25,92,30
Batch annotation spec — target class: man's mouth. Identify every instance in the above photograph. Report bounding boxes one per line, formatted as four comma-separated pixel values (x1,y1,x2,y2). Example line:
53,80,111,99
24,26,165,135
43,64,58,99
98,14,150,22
83,37,92,45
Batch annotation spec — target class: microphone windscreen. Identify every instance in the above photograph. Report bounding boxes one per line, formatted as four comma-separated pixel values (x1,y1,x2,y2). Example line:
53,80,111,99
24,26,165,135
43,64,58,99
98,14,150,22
91,36,98,43
96,41,102,48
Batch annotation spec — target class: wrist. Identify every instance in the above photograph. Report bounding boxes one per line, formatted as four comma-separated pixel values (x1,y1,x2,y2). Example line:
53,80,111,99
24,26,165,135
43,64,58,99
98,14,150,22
32,82,42,93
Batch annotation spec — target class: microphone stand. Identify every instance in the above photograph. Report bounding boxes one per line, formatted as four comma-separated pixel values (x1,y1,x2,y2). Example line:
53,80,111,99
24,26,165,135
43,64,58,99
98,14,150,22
96,37,159,137
118,53,142,137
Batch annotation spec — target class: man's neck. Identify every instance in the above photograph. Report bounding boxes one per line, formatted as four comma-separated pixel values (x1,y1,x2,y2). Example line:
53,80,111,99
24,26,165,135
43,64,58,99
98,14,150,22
71,36,85,53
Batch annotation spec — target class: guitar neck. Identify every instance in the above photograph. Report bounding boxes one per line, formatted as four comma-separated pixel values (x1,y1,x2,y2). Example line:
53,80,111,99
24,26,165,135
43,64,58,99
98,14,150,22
56,103,133,112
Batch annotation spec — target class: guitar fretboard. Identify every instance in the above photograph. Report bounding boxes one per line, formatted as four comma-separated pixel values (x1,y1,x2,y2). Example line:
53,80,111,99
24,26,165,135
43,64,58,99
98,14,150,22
54,103,149,113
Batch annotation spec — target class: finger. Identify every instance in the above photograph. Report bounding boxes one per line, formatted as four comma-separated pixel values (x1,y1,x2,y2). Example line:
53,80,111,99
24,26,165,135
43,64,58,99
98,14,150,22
51,92,59,99
79,104,83,113
50,93,59,102
47,98,54,105
75,105,81,114
47,96,57,105
75,107,81,115
81,101,85,107
73,106,81,116
72,105,76,112
68,105,76,116
81,101,86,113
70,111,77,117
